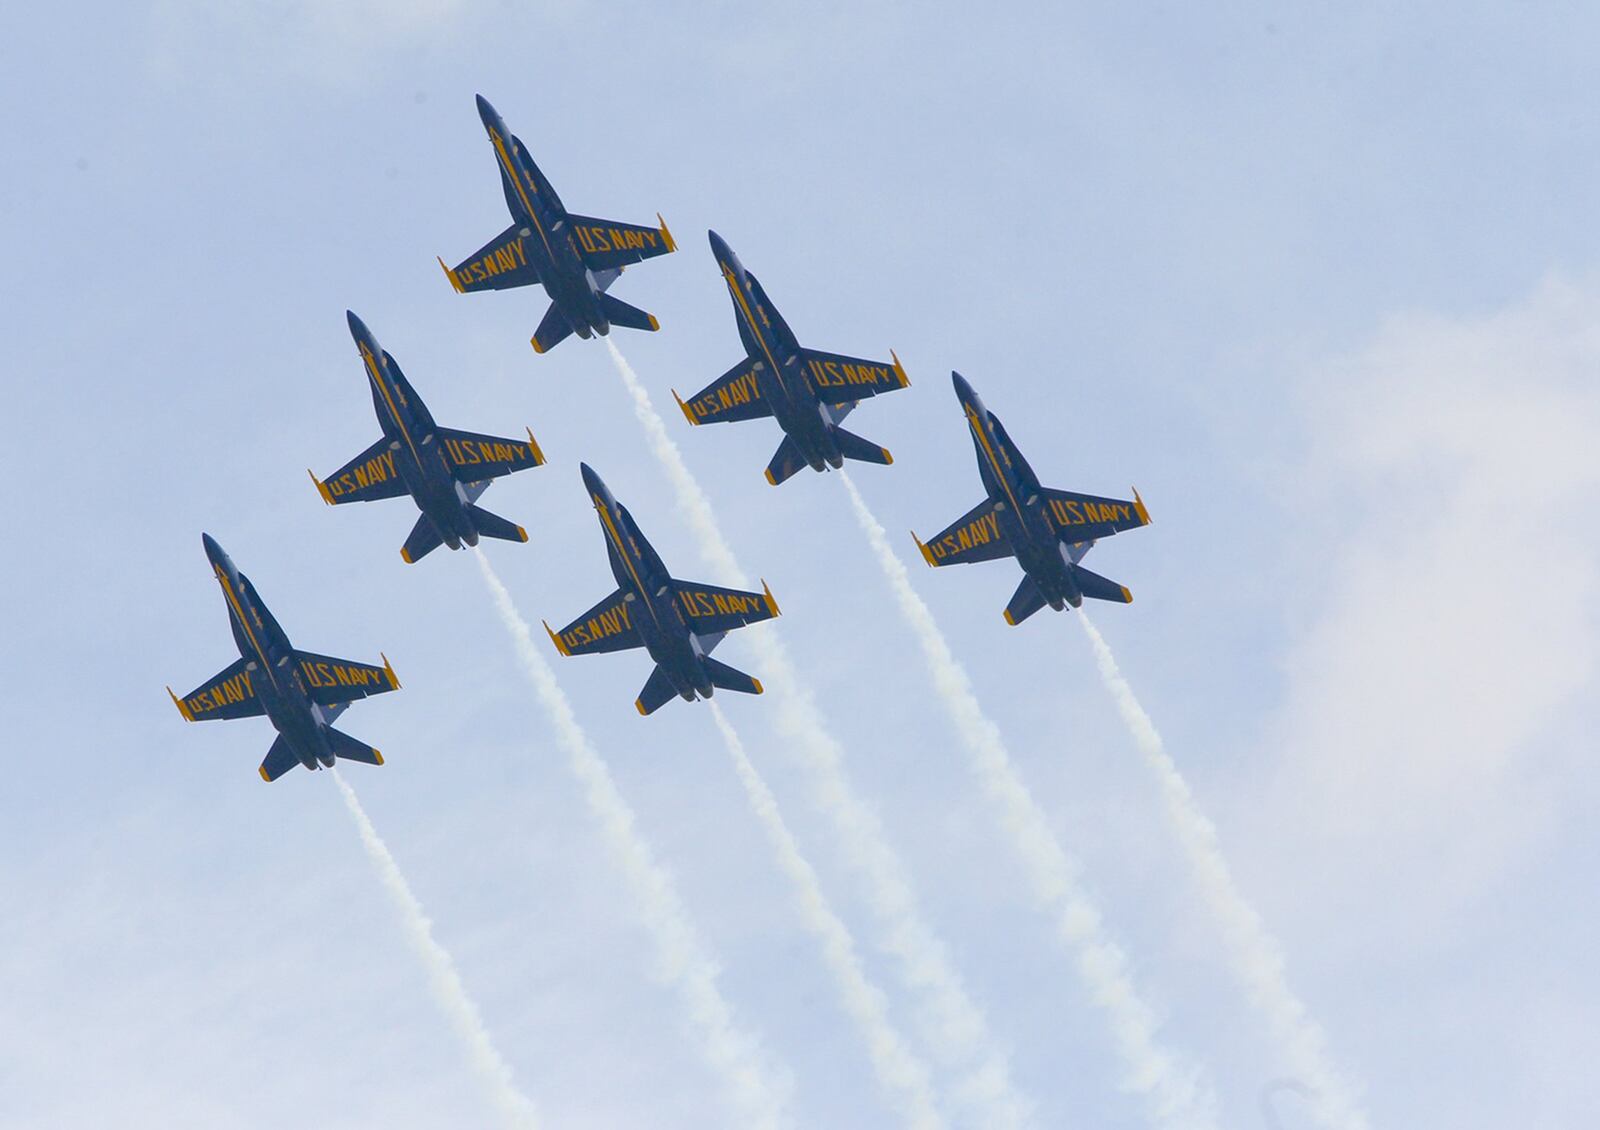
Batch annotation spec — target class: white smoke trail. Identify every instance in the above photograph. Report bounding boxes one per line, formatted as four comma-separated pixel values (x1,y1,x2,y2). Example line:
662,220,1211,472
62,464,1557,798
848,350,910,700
707,702,946,1130
331,768,541,1130
1077,614,1369,1130
473,549,791,1130
607,340,1034,1130
840,471,1218,1130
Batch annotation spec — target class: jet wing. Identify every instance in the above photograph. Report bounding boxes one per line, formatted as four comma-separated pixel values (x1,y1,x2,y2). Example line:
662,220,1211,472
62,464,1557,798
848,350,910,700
798,348,910,406
566,213,676,271
1041,488,1151,543
671,579,781,636
547,589,644,657
438,426,546,483
442,223,542,294
169,657,265,722
914,499,1014,567
292,651,400,708
675,358,773,426
312,438,409,505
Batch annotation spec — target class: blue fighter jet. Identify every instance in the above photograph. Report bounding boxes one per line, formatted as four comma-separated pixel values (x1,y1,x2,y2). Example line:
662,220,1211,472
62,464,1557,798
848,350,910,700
440,94,677,354
545,465,780,714
913,373,1151,624
311,312,546,564
167,535,400,782
673,231,910,485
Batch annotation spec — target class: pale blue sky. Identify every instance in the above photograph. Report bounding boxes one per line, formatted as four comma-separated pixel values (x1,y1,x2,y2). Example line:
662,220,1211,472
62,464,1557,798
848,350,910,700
3,4,1598,1128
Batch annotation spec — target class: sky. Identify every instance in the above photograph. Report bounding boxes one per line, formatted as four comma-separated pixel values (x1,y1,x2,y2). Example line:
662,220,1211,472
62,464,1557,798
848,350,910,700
3,2,1598,1127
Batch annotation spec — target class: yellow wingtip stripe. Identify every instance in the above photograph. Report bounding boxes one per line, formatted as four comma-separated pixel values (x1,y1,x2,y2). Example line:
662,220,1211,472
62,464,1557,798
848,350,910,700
400,547,415,564
438,256,463,294
526,427,546,465
1132,487,1151,525
543,620,571,657
1003,610,1018,626
635,699,649,715
880,448,894,465
764,469,778,486
672,390,698,426
751,678,764,695
308,469,333,505
381,654,401,690
657,213,677,253
167,686,195,722
891,349,909,387
646,314,660,332
911,532,935,567
761,580,781,618
1120,586,1134,603
258,766,272,782
372,750,385,766
530,335,547,354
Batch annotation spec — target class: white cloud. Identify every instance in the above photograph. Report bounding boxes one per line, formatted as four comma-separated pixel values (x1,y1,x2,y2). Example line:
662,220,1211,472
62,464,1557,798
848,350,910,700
1261,276,1600,943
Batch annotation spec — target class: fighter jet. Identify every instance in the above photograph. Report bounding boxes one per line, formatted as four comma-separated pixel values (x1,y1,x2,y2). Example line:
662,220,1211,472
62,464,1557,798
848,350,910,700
545,464,780,714
310,312,546,564
673,231,910,485
440,94,677,354
913,373,1151,624
167,535,400,781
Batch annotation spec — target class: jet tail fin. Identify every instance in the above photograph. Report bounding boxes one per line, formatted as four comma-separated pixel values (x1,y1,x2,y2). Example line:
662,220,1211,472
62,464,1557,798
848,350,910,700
702,656,763,697
764,436,809,486
635,665,680,716
400,515,446,565
1070,563,1133,605
596,292,659,333
325,727,385,767
531,303,574,354
832,426,893,467
1004,575,1049,626
467,504,528,545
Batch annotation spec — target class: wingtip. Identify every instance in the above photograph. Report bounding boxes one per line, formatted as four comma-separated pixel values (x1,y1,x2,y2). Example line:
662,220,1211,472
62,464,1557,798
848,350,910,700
1120,586,1134,603
879,447,894,465
526,427,546,465
516,525,529,544
372,749,385,766
543,620,571,657
1003,609,1018,626
530,334,547,354
646,313,660,332
672,390,698,426
258,766,272,782
437,256,463,294
167,686,195,722
890,349,909,387
381,653,401,689
657,213,677,253
1132,487,1151,525
761,579,781,618
751,678,765,695
763,468,778,486
308,469,333,505
400,547,415,565
635,698,649,716
911,532,935,567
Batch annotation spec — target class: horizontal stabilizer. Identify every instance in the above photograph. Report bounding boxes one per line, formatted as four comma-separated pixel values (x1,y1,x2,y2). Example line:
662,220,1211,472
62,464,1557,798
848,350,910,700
531,303,574,354
635,665,680,716
468,504,528,545
325,727,384,767
401,515,445,564
832,426,893,467
702,656,763,696
1070,563,1133,605
259,735,300,782
1004,575,1048,626
597,292,659,333
764,435,810,486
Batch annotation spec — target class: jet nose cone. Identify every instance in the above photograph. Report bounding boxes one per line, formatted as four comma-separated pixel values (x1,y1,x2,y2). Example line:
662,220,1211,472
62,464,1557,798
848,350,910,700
475,93,498,127
201,532,225,565
345,309,369,338
707,229,731,259
578,462,605,495
950,370,976,401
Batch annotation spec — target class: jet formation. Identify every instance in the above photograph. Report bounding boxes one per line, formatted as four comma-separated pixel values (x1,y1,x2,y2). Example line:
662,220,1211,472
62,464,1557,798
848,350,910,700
545,465,780,714
311,311,546,563
440,94,677,354
172,92,1151,778
168,535,400,781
